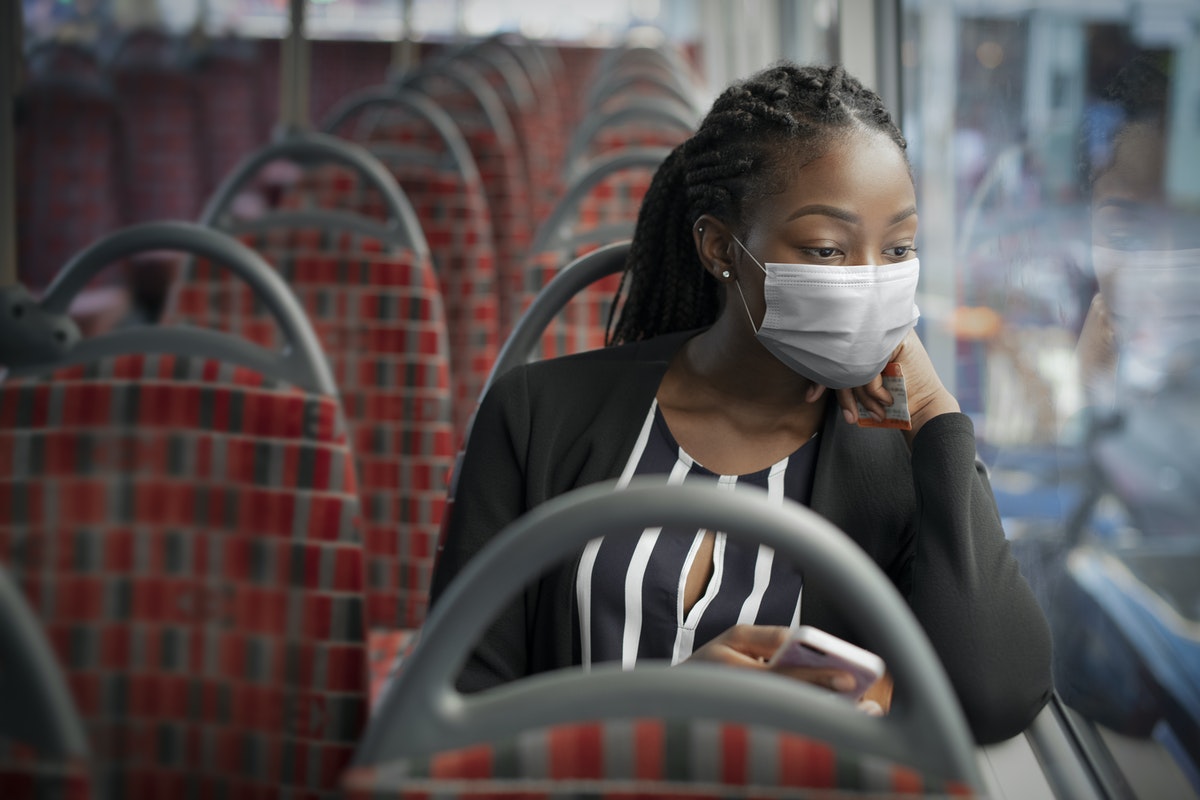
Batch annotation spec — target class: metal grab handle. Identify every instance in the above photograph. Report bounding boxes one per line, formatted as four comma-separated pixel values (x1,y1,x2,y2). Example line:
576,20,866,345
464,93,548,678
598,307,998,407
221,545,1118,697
360,480,984,790
199,130,422,241
40,221,336,395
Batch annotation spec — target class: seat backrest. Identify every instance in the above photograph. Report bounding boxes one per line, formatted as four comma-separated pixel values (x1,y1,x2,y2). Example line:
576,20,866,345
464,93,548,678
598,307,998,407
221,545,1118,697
358,480,986,794
564,99,696,176
298,91,500,436
1,223,371,798
515,149,667,362
15,46,122,292
402,63,533,338
106,30,206,223
170,218,455,634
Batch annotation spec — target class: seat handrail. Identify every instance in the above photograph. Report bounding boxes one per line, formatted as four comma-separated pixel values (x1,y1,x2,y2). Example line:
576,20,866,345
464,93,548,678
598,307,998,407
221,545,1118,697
527,147,670,257
563,99,696,175
28,221,336,395
199,130,424,249
359,479,985,790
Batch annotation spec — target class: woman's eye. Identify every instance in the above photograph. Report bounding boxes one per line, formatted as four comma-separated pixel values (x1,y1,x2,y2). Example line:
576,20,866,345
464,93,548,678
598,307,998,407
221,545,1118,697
886,246,916,259
805,247,839,259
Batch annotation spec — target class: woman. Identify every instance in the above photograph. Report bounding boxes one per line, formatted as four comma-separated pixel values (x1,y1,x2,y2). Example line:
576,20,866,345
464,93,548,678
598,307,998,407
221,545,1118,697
431,62,1052,745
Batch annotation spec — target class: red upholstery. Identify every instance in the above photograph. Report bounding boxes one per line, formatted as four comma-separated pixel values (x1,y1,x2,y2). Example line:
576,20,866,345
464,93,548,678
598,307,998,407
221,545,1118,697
169,237,455,634
414,73,533,338
194,41,266,198
108,33,206,224
282,161,498,439
0,746,94,800
516,165,654,361
15,52,122,292
340,718,974,798
0,355,370,798
588,124,691,162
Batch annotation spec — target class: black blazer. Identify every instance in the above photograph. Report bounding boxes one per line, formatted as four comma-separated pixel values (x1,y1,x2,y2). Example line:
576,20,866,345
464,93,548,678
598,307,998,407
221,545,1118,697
431,329,1052,744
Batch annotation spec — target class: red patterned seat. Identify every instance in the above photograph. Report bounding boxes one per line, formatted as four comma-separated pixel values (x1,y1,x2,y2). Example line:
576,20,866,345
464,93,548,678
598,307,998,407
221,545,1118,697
15,45,122,294
0,354,370,799
405,65,533,338
169,232,455,634
341,718,974,798
286,109,499,438
107,32,206,224
515,150,665,361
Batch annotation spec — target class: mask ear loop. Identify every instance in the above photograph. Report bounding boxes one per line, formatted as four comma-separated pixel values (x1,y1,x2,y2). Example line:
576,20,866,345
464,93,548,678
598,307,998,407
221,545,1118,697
729,234,768,334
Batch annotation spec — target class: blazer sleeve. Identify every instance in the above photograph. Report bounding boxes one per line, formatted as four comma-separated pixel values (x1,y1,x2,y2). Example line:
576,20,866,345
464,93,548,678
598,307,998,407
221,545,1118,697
902,412,1053,744
429,367,534,692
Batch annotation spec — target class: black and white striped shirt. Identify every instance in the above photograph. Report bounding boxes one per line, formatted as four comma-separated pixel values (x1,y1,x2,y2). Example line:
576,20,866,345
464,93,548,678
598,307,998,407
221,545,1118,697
575,399,819,669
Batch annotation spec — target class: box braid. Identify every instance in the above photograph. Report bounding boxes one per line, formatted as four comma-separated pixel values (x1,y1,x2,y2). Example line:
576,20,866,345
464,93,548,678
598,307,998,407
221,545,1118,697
606,61,907,346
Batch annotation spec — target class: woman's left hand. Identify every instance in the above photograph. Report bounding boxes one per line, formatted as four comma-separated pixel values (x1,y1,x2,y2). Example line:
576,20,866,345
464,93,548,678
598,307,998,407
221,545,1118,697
808,329,960,446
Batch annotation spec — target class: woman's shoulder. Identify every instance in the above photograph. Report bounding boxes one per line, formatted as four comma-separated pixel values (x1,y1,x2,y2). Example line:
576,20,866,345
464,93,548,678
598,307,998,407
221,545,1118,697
498,329,699,385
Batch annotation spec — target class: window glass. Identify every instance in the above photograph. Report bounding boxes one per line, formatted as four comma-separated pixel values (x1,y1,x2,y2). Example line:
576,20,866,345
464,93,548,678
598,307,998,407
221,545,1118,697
902,2,1200,796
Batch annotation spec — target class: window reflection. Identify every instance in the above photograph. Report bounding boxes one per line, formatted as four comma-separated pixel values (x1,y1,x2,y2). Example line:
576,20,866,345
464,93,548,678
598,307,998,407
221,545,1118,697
904,4,1199,795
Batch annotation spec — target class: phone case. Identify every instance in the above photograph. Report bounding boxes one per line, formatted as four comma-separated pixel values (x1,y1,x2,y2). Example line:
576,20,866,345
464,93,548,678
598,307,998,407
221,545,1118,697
767,626,886,697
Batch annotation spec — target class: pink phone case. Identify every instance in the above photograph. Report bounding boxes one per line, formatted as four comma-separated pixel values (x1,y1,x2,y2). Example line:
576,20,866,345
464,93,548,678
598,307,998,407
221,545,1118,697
768,627,885,697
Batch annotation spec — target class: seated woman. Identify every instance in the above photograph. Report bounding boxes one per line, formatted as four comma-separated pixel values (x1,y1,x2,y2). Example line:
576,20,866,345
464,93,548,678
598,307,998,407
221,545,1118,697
431,61,1052,745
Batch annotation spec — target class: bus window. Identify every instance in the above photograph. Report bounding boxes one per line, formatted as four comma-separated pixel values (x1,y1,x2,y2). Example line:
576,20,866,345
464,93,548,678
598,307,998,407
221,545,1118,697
901,2,1200,796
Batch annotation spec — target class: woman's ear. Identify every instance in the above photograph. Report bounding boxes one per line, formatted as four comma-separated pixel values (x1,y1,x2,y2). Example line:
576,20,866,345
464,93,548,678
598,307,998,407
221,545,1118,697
693,214,737,283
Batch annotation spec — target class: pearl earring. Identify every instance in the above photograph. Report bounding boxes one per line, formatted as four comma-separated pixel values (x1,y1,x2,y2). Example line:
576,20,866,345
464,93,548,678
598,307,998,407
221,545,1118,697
721,270,731,279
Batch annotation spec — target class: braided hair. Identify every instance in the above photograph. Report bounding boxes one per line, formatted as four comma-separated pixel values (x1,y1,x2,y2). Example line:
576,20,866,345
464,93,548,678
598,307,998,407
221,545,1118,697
1079,54,1170,193
606,62,907,346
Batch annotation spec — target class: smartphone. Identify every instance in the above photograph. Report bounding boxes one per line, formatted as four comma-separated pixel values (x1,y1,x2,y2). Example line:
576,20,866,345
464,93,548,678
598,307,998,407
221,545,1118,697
767,626,885,698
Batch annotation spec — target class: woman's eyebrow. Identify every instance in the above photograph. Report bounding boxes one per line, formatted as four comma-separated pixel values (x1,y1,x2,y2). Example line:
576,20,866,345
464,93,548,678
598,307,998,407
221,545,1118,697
786,204,859,223
784,204,918,225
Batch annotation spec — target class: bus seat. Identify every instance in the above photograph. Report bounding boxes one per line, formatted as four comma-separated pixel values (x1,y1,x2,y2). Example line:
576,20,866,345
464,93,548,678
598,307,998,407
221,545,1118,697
563,98,697,179
171,216,454,635
195,133,453,635
514,148,667,360
304,89,500,436
15,43,123,296
0,223,370,798
353,480,985,796
396,62,533,337
193,37,266,201
0,563,95,799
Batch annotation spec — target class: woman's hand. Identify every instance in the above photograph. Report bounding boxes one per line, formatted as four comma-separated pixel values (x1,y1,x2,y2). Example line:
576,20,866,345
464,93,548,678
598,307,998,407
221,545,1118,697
807,330,960,447
685,625,887,715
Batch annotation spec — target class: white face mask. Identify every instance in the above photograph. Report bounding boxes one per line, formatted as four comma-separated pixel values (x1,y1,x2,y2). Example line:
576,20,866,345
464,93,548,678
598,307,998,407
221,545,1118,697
1099,246,1200,393
730,235,921,389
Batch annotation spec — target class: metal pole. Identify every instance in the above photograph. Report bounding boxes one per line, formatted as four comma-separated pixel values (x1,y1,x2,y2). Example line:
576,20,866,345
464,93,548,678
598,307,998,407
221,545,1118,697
392,0,416,75
278,0,309,134
1,0,21,287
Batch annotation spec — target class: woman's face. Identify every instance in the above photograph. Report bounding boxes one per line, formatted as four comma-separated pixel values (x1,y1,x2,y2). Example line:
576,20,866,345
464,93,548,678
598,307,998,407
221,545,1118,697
730,128,919,328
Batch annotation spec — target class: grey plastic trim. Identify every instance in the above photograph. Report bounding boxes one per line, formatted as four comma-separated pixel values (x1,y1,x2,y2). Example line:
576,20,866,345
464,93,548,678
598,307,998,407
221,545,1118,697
1025,695,1120,800
527,147,670,256
485,241,629,394
564,99,697,173
359,479,985,790
36,221,336,395
199,130,423,247
588,72,701,118
320,87,482,188
0,563,90,760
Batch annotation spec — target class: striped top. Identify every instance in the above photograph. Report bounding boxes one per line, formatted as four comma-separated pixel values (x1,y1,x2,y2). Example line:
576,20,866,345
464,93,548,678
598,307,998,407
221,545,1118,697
575,400,818,669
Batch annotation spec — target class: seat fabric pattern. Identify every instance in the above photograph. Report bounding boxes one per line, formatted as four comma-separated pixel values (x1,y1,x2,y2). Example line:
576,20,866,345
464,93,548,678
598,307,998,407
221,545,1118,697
0,747,94,800
518,247,623,360
0,355,370,799
282,163,497,439
588,124,691,163
15,84,122,292
170,239,454,633
340,718,974,798
411,77,533,338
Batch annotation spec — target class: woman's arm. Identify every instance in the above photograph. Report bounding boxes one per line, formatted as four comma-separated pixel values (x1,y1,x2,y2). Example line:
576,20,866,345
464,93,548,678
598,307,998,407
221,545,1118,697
902,412,1053,744
429,367,534,692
